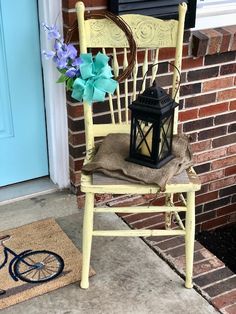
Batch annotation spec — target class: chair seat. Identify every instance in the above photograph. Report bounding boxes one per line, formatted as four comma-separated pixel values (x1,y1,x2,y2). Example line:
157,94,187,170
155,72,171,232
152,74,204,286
81,167,201,194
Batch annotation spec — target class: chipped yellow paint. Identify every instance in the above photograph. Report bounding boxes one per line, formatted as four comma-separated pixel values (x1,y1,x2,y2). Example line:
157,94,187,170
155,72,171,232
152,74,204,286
85,15,178,48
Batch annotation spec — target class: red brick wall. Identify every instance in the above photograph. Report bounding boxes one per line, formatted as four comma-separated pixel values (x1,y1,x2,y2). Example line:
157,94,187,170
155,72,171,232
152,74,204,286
62,0,236,231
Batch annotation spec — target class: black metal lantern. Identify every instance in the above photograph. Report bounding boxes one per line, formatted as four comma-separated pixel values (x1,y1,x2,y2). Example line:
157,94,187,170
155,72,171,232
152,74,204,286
126,81,179,169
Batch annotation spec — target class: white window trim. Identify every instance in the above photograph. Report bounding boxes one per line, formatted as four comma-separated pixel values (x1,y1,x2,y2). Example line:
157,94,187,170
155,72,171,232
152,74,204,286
38,0,70,188
195,0,236,30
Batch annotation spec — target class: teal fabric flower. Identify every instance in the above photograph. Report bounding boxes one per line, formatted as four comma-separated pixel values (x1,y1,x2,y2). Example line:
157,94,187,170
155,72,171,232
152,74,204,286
72,52,118,104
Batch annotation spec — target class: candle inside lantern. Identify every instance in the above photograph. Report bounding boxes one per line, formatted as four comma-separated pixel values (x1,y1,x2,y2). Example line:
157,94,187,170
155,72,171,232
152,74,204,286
140,124,152,157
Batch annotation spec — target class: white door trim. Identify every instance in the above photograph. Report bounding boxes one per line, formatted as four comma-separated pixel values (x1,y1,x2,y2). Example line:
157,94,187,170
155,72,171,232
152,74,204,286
38,0,70,188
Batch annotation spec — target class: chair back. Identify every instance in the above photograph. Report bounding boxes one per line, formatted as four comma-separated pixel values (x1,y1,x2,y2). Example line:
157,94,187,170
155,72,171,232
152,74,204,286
76,1,187,161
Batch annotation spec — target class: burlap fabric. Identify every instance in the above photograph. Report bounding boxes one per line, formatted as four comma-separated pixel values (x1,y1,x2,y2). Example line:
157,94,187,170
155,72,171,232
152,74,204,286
82,133,193,190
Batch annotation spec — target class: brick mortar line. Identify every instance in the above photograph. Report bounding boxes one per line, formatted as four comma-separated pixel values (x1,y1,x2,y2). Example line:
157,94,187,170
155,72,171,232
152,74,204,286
181,99,235,108
142,221,167,229
174,252,221,268
68,129,85,135
183,81,236,90
187,105,235,112
195,150,236,159
145,73,236,94
198,200,236,215
199,165,236,174
117,213,137,218
105,194,142,206
193,159,235,169
185,123,233,132
222,303,236,313
62,8,75,13
204,221,235,232
181,73,236,85
129,213,163,225
182,86,236,101
193,265,226,279
132,223,164,230
69,157,83,164
216,205,236,217
199,176,234,191
211,287,236,301
150,237,185,250
145,235,182,245
196,202,236,212
62,6,106,13
67,100,82,106
162,242,185,252
196,199,224,207
69,139,102,149
196,191,219,199
201,274,236,290
119,59,236,73
69,155,84,161
161,242,207,254
114,61,236,78
182,56,235,64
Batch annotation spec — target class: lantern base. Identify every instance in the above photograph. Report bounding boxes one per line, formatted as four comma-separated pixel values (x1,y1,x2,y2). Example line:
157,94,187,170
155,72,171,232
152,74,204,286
126,154,174,169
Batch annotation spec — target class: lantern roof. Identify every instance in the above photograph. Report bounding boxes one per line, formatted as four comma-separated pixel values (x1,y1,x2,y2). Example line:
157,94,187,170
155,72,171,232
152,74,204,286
129,81,178,115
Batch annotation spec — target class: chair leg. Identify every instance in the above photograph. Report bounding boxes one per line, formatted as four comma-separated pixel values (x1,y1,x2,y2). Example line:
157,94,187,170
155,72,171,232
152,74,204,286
80,192,94,289
165,193,173,230
185,191,195,289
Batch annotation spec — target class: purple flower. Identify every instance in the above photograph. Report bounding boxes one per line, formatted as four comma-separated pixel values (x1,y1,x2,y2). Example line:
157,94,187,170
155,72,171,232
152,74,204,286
72,57,83,67
54,40,62,51
42,50,55,59
55,43,77,61
48,27,60,40
42,23,60,40
65,67,78,78
66,44,77,59
42,22,83,83
55,57,68,69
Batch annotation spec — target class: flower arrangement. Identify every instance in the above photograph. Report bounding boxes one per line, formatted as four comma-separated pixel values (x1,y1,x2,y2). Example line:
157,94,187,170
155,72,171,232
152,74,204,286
42,24,117,104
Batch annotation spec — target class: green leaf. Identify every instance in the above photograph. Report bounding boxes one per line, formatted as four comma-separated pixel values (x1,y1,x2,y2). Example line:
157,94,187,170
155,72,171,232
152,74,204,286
58,68,67,74
56,74,68,83
66,78,74,91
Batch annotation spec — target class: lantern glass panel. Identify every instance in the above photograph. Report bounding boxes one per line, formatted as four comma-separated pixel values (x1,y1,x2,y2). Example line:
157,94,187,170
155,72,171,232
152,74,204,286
136,119,153,157
159,115,173,160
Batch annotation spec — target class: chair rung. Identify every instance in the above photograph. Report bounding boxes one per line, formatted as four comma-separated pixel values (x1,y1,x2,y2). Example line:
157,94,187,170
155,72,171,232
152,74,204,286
92,229,186,237
94,206,187,213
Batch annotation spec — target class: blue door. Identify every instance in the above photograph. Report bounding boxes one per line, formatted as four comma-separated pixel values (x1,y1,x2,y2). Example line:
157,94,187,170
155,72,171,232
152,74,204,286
0,0,48,186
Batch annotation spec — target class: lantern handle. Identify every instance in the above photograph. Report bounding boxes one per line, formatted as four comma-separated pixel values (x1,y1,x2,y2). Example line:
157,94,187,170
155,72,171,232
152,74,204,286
140,62,181,101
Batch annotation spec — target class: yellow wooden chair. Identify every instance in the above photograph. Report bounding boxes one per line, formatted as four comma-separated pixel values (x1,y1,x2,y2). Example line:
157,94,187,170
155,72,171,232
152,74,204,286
75,1,201,289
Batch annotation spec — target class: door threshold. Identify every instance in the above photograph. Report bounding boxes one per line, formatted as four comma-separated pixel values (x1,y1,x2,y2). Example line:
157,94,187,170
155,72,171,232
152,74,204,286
0,177,59,206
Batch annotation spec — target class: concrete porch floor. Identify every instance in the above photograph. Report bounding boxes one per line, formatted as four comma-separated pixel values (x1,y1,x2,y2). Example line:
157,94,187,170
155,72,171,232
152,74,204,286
0,191,218,314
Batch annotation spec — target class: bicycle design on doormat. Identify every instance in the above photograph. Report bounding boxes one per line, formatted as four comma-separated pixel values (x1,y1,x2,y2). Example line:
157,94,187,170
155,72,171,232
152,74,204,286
0,235,64,295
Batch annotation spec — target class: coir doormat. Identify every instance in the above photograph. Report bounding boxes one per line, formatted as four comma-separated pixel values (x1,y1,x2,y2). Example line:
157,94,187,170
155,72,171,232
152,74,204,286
0,218,95,310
